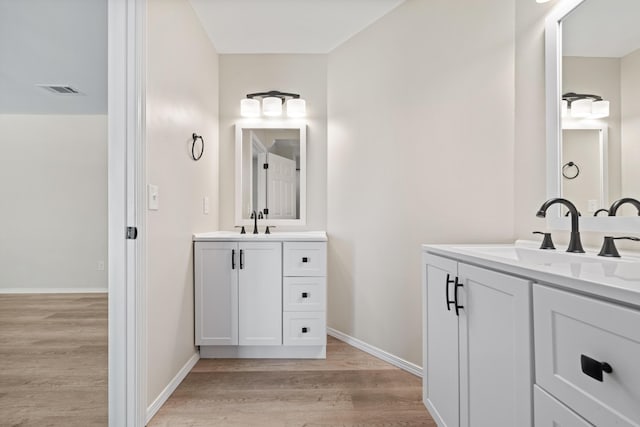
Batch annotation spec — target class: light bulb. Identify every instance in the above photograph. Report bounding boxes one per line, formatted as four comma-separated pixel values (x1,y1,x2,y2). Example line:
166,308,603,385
262,97,282,117
286,98,306,118
240,98,260,117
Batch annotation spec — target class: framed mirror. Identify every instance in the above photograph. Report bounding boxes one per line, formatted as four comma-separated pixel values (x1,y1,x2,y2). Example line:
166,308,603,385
235,123,307,226
545,0,640,232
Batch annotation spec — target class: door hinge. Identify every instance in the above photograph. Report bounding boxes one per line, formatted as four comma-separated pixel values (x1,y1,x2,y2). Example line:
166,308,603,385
263,163,269,169
126,226,138,240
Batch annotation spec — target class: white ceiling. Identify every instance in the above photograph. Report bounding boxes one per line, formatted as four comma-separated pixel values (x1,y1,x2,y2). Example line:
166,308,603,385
563,0,640,58
0,0,107,115
188,0,405,54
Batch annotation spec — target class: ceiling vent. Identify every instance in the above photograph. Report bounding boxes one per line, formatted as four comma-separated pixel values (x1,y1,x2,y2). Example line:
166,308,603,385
37,84,83,95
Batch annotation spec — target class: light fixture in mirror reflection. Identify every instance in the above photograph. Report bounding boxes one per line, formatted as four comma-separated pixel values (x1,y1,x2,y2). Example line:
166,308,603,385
545,0,640,231
235,124,307,226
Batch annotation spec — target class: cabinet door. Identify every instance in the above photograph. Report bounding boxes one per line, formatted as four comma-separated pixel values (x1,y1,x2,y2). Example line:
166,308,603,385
458,263,532,427
238,242,282,346
194,242,238,346
423,254,459,427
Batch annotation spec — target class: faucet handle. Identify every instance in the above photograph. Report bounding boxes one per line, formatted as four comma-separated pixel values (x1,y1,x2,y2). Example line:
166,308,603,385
533,231,556,250
265,225,275,234
598,236,640,258
234,226,246,234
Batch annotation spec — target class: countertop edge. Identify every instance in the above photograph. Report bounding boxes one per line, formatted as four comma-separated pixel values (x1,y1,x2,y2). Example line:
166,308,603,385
193,231,328,242
422,243,640,309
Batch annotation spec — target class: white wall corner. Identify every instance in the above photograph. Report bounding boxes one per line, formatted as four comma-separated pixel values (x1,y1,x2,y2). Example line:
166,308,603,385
145,351,200,424
327,328,423,378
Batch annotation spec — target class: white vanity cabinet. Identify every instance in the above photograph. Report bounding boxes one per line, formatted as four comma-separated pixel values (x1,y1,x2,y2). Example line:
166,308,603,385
194,241,281,346
194,231,327,359
423,253,533,427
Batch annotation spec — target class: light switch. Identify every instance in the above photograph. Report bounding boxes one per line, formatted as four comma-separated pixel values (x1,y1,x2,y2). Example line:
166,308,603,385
148,184,159,210
203,196,210,214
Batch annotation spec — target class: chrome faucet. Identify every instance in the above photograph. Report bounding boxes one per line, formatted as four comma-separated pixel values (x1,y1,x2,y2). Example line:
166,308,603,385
250,210,263,234
608,198,640,216
536,198,584,253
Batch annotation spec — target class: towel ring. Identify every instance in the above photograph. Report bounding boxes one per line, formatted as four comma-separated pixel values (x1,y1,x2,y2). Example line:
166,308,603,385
191,133,204,161
562,161,579,179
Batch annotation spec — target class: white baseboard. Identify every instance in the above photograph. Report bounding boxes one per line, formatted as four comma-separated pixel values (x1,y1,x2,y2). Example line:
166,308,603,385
0,288,108,294
146,352,199,424
327,327,423,378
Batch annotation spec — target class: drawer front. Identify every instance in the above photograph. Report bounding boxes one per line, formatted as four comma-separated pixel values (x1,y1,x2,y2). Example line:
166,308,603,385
283,312,326,346
283,242,327,277
283,277,326,312
534,386,592,427
534,284,640,427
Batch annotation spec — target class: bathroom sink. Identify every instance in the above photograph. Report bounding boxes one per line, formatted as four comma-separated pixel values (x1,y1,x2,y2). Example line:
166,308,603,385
454,245,637,266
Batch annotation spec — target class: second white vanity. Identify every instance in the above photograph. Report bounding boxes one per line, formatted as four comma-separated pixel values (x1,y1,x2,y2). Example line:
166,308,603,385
194,231,327,359
422,242,640,427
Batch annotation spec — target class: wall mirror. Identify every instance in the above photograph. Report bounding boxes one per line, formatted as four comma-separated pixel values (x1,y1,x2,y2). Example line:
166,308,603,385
235,123,307,226
545,0,640,232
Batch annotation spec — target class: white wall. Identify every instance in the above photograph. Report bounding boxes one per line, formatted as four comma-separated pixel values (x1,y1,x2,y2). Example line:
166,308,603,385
0,114,107,292
146,0,219,407
327,0,516,366
218,54,327,231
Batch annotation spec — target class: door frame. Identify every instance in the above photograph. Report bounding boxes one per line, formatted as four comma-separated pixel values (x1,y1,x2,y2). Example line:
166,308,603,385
108,0,147,425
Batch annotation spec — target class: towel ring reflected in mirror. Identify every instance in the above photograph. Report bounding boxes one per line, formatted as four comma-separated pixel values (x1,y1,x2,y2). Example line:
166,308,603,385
562,161,580,180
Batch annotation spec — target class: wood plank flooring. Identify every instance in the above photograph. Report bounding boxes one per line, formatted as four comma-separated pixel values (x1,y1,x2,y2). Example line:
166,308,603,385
149,336,436,427
0,293,108,426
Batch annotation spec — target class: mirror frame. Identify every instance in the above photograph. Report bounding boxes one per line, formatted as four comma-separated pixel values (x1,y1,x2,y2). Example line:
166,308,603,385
545,0,640,232
235,121,307,227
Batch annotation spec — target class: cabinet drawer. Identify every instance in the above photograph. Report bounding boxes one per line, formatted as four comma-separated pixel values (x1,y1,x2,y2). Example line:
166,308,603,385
534,386,591,427
283,312,326,346
534,284,640,427
283,242,326,277
283,277,326,312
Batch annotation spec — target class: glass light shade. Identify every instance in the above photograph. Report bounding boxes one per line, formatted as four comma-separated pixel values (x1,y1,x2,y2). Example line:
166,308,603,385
240,98,260,117
286,98,306,117
561,99,568,117
262,97,283,116
591,100,610,118
571,99,592,118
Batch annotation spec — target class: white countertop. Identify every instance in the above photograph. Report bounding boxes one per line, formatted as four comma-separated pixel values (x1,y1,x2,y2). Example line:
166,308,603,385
193,230,327,242
422,240,640,308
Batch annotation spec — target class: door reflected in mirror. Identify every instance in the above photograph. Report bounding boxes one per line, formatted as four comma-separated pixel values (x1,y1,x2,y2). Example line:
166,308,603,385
235,124,307,226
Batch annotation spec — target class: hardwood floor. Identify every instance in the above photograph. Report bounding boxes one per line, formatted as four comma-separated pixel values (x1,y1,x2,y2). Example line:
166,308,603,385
149,336,436,426
0,293,108,426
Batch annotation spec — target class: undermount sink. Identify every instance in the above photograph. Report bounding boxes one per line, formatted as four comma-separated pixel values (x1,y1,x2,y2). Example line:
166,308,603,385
454,245,637,266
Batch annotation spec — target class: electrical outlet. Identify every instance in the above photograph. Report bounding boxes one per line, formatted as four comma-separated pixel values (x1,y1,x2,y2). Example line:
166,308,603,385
97,261,105,271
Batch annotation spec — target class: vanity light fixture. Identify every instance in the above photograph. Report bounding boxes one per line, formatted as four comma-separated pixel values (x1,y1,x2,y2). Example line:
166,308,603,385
562,92,610,119
240,90,306,118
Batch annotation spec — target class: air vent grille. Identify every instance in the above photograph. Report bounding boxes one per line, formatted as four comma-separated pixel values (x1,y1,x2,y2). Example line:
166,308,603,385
37,84,83,95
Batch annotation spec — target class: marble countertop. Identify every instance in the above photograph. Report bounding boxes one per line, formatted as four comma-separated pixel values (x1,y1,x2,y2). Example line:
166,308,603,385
422,240,640,308
193,230,327,242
